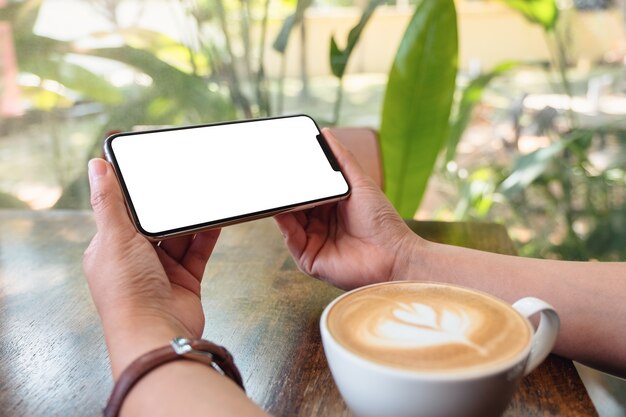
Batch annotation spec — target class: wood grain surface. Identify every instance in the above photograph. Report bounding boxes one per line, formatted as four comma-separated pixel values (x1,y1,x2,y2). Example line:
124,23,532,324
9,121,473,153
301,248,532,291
0,210,597,416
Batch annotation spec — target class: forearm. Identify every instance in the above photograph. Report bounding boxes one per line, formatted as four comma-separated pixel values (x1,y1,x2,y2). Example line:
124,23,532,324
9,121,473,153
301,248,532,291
118,360,265,417
103,321,267,417
397,236,626,378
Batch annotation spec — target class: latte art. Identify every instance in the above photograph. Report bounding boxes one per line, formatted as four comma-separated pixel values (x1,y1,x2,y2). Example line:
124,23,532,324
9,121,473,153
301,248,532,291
361,301,488,356
327,282,531,372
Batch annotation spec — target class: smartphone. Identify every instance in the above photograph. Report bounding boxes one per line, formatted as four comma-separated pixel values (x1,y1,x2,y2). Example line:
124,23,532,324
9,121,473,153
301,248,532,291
104,115,350,240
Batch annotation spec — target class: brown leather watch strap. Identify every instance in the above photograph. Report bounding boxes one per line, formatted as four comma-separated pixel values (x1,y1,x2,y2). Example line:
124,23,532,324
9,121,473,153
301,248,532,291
103,337,245,417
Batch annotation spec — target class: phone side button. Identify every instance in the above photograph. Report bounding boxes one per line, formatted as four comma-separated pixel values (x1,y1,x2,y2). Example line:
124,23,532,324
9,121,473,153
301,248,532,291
316,134,340,171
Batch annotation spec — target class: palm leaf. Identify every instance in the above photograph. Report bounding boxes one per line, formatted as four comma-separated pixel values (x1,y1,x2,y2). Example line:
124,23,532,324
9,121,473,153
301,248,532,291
380,0,458,217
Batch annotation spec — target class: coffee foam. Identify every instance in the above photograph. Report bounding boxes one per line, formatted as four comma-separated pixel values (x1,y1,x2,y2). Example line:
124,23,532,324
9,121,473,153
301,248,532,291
327,283,531,373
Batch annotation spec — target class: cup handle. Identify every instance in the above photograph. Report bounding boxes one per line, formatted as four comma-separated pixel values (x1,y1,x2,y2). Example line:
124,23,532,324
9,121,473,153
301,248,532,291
512,297,560,376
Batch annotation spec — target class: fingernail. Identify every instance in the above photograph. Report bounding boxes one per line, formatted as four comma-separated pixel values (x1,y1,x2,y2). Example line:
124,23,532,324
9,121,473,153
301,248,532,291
88,159,108,183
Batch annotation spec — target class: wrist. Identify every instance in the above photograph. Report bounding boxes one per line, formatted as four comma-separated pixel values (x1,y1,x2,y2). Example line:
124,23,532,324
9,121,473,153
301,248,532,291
389,231,431,282
102,313,197,378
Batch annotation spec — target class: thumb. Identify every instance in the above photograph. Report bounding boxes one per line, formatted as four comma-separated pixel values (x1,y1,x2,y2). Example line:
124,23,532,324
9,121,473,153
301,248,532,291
321,128,374,188
88,158,137,238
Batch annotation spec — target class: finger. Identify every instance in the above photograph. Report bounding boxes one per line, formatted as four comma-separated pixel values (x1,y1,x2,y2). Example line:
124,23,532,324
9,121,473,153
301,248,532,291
155,244,179,271
305,204,332,241
181,228,221,279
321,128,372,187
154,246,202,295
274,212,306,258
294,210,308,227
159,234,194,262
87,158,136,239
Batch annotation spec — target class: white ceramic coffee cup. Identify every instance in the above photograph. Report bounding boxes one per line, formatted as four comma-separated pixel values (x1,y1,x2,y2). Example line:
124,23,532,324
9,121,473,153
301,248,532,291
320,282,560,417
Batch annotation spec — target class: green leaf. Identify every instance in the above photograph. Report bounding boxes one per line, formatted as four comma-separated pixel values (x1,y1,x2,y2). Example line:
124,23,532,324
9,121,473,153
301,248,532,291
454,167,498,219
88,28,211,75
585,210,626,259
0,0,42,30
13,33,122,105
501,0,558,31
0,1,23,20
114,28,183,52
329,36,343,78
82,46,233,121
0,191,28,209
344,0,381,55
23,58,123,105
329,0,382,79
446,61,517,163
273,15,296,54
272,0,313,54
498,141,564,197
380,0,458,217
21,85,73,110
498,130,591,197
13,33,72,61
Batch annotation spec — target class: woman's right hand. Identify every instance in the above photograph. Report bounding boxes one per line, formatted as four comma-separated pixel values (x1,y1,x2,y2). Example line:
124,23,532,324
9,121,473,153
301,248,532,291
274,128,422,290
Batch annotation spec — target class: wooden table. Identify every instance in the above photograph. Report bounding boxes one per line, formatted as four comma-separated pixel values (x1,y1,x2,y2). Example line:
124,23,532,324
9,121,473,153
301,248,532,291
0,210,597,416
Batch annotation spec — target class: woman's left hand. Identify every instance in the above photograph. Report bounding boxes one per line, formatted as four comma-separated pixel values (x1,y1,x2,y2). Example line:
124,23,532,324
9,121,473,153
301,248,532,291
83,158,221,377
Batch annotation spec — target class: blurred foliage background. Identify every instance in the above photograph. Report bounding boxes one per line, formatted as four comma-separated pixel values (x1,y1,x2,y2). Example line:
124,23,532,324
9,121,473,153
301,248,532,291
2,0,626,265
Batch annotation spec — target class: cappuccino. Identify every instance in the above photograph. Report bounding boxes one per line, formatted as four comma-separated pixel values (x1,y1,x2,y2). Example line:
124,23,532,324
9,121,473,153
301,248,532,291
327,282,531,373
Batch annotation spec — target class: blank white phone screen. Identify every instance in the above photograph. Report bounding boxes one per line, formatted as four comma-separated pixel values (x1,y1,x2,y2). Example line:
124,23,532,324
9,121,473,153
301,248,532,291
110,116,349,235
